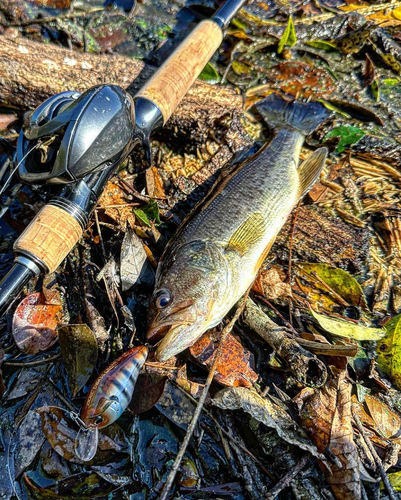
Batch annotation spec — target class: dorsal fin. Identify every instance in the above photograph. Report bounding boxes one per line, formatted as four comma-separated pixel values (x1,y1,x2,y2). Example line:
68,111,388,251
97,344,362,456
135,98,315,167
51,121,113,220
298,147,328,199
226,213,265,256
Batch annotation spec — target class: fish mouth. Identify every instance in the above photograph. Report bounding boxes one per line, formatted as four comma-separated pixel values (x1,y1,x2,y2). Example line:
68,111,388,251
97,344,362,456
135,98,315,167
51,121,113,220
147,301,196,342
155,323,197,362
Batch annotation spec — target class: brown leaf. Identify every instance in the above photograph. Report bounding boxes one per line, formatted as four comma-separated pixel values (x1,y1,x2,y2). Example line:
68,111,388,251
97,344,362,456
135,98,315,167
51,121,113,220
145,166,166,199
128,373,168,414
297,369,361,500
12,292,64,354
364,54,375,88
252,265,292,300
190,330,258,387
364,394,401,439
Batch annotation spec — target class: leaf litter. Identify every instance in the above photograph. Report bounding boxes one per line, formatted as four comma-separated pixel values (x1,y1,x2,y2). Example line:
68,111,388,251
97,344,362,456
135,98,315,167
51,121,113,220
3,0,401,499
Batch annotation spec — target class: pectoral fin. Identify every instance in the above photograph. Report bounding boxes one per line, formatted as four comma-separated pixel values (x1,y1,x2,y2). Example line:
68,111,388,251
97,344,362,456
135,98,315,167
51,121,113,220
226,213,265,256
298,147,328,199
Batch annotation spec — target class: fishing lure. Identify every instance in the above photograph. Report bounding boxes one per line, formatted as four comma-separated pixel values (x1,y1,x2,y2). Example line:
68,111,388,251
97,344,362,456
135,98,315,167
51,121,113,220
74,345,148,461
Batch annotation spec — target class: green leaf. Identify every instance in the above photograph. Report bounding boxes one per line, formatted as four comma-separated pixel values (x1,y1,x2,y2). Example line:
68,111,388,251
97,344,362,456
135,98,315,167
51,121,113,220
277,16,296,54
232,60,252,75
311,309,385,341
324,125,366,153
385,471,401,491
198,62,221,84
297,263,369,312
133,199,161,227
306,40,338,51
370,78,380,102
376,314,401,390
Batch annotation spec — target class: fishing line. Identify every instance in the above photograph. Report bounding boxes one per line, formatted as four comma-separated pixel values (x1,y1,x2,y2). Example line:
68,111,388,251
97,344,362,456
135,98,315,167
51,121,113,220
0,141,42,196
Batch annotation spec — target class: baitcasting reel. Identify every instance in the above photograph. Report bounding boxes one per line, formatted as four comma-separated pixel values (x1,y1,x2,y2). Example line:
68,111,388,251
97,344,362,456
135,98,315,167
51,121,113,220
12,84,136,185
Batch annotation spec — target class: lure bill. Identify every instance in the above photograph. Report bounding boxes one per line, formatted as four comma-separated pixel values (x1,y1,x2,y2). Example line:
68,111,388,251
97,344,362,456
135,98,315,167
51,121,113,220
147,93,330,361
74,345,148,461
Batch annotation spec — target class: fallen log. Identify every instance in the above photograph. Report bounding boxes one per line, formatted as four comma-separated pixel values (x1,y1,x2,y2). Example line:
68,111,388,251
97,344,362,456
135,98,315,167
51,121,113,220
0,34,243,144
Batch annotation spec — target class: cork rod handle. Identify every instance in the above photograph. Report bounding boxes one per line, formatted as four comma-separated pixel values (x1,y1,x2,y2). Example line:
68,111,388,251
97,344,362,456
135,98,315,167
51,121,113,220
136,19,223,124
14,205,83,274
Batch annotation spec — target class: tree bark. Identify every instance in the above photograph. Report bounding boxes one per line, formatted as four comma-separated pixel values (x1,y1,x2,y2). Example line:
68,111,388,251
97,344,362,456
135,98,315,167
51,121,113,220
0,34,243,143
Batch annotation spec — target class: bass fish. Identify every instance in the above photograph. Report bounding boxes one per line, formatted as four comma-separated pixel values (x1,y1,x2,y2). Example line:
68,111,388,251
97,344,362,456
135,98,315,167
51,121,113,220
147,93,330,361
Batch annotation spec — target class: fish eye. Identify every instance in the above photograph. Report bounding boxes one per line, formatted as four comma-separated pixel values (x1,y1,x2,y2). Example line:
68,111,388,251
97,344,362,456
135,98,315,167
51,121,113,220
155,289,172,309
93,415,103,425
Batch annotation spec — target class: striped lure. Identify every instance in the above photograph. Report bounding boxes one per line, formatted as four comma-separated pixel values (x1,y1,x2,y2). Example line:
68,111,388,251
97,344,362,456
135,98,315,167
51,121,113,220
74,345,148,461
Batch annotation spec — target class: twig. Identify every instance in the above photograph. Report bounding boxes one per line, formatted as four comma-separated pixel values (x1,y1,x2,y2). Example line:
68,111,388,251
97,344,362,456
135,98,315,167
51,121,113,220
265,455,311,500
352,407,399,500
116,174,166,201
288,200,301,326
3,353,61,367
255,295,299,335
159,287,252,500
94,209,107,262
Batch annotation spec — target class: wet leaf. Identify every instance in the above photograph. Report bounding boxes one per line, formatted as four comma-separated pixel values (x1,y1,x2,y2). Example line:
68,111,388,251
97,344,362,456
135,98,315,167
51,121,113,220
59,324,98,397
297,369,361,499
12,292,64,354
323,100,383,125
133,199,161,227
13,410,45,478
364,54,375,88
212,387,325,461
296,263,369,313
386,471,401,491
311,309,385,341
156,380,201,430
36,406,124,463
377,314,401,390
305,40,338,51
231,60,252,75
8,365,47,400
364,394,401,439
23,471,121,499
370,78,380,102
324,125,366,153
120,229,155,291
190,330,258,387
277,15,296,54
128,373,168,414
198,62,221,84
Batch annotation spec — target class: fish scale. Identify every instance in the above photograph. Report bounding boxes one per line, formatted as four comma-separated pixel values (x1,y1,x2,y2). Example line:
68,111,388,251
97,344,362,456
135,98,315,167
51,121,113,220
147,94,331,362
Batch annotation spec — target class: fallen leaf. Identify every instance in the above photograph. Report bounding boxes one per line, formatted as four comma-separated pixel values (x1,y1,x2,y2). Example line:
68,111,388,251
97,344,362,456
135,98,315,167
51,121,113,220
120,229,155,291
364,394,401,439
297,368,361,500
277,15,296,54
12,292,65,354
145,166,166,199
190,330,258,387
198,62,221,84
133,199,161,227
306,40,338,51
377,314,401,390
386,471,401,491
253,265,292,300
324,125,366,153
311,309,385,341
212,387,325,461
296,263,369,314
23,471,121,499
58,324,98,397
13,410,45,478
128,373,168,414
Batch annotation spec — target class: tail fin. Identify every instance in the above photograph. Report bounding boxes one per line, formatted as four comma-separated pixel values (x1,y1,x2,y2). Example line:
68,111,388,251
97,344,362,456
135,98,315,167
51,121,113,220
252,93,331,135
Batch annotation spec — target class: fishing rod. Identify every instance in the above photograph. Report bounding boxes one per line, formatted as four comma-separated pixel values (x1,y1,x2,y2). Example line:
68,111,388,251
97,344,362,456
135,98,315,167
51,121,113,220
0,0,249,316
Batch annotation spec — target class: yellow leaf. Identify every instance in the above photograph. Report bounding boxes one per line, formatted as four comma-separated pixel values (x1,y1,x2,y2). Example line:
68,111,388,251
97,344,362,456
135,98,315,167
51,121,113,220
311,309,385,341
376,314,401,390
277,16,296,54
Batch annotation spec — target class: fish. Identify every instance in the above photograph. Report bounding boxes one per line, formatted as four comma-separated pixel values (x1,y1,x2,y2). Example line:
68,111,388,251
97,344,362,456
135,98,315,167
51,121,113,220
74,345,148,461
147,93,330,362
